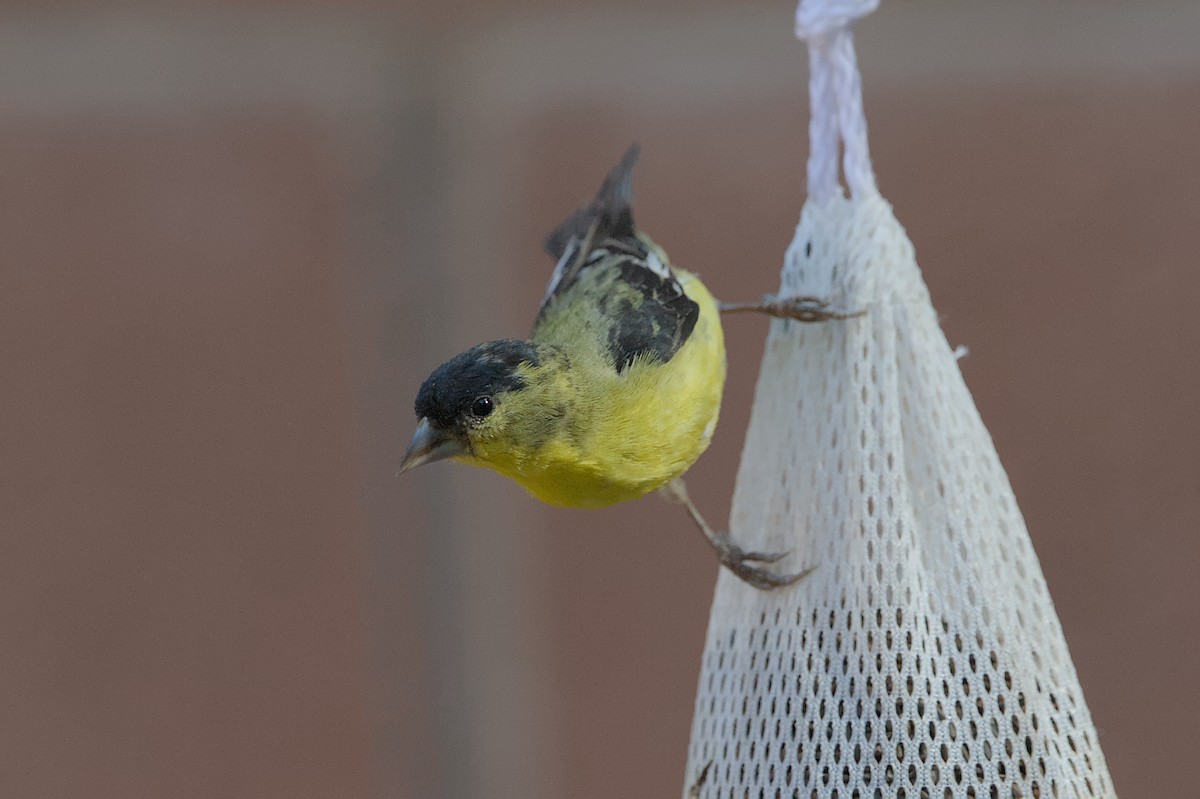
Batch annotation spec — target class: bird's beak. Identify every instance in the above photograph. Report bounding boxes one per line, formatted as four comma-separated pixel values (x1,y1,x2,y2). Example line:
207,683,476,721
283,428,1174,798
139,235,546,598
397,418,465,476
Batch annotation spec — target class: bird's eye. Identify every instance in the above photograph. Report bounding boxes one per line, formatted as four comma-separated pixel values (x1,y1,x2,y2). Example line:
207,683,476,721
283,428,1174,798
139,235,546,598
471,396,494,417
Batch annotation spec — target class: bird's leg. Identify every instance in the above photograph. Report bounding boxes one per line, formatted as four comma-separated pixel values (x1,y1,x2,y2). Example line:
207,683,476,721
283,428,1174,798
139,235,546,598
661,478,815,591
719,294,865,323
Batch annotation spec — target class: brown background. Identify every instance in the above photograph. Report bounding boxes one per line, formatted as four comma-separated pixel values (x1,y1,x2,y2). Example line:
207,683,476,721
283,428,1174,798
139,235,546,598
1,2,1197,797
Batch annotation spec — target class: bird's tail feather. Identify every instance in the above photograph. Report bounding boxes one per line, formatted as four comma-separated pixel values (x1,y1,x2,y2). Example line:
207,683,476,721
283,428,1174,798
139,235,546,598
544,144,640,259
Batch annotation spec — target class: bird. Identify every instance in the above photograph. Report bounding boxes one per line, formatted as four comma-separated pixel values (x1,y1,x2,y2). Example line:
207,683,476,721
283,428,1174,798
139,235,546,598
399,145,855,589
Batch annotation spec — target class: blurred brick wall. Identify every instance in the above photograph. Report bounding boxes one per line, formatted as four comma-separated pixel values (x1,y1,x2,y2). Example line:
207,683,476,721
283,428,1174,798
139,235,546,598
1,4,1197,798
0,115,372,795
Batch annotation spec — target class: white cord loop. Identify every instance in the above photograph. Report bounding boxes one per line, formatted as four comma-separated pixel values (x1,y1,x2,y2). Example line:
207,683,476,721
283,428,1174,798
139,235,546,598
796,0,879,203
794,0,878,39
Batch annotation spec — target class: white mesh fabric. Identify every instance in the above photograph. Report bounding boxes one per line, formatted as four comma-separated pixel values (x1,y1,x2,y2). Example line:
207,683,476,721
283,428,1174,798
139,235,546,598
683,192,1116,799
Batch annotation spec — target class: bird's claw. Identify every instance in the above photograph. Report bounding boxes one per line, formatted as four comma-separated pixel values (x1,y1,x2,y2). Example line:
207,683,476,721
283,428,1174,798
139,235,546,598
734,548,788,564
719,294,865,323
715,538,814,590
661,477,815,591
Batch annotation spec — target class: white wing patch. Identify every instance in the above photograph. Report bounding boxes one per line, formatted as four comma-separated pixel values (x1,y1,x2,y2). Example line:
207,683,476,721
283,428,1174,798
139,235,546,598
645,249,670,279
540,238,578,311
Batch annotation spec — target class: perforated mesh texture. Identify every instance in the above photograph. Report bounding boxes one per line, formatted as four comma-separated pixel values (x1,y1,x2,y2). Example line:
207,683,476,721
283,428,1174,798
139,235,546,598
684,194,1115,799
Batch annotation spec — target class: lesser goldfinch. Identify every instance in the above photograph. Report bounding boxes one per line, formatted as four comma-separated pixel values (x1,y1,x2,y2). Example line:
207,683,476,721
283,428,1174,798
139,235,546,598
400,146,852,589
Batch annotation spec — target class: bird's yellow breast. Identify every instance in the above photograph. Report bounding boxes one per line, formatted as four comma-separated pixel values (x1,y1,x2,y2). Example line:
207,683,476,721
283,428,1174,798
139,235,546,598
470,270,725,508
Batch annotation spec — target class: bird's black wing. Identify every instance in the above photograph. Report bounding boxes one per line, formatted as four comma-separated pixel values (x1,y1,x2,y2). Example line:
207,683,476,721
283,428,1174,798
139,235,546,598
597,256,699,372
540,144,640,312
536,145,699,372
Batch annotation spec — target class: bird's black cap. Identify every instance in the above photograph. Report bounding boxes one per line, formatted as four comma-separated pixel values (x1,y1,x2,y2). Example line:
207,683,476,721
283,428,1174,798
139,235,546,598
415,339,542,430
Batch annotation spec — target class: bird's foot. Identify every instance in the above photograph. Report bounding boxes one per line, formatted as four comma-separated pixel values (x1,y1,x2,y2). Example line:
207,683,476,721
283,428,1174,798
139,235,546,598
661,477,815,591
719,294,865,322
712,535,815,590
